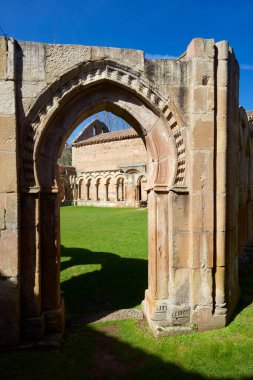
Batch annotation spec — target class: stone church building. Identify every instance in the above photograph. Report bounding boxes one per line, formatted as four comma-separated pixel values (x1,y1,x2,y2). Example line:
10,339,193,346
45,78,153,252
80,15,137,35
61,118,148,207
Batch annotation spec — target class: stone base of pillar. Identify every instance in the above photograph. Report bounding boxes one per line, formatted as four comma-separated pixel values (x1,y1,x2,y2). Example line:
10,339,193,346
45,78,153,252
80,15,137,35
45,298,65,334
142,289,193,336
21,314,45,342
142,290,229,336
191,305,227,331
21,298,65,344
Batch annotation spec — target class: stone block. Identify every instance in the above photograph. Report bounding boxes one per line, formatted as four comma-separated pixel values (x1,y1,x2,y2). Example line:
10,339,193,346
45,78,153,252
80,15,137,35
192,118,214,149
0,193,18,230
0,116,16,152
190,194,203,232
203,232,214,268
191,305,226,331
190,151,208,191
193,60,214,86
203,192,214,232
171,232,189,267
21,82,47,109
0,37,7,80
18,41,46,82
170,268,190,304
193,87,207,113
45,43,92,83
215,266,226,305
186,38,215,59
191,268,213,307
0,229,18,277
170,193,189,232
91,46,144,71
0,81,16,115
207,151,214,191
0,152,17,192
207,87,215,113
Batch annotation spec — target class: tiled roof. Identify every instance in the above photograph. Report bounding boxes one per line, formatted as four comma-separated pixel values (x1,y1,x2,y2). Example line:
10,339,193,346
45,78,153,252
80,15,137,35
73,128,139,146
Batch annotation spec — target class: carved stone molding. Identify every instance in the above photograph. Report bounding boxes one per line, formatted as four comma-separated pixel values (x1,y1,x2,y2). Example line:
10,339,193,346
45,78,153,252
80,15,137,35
21,60,187,192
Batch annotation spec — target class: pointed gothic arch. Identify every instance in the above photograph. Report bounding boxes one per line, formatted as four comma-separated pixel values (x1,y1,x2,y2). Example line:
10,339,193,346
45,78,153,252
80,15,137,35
18,60,187,341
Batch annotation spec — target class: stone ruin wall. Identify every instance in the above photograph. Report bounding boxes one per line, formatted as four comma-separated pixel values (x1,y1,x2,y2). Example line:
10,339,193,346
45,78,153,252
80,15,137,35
0,36,253,348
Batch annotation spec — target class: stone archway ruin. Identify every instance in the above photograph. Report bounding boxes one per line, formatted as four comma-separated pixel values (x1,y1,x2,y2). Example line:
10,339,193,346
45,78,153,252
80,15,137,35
0,37,252,349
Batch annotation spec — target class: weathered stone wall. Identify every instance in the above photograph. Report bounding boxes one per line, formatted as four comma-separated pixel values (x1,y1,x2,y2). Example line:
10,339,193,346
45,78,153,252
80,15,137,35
73,136,147,174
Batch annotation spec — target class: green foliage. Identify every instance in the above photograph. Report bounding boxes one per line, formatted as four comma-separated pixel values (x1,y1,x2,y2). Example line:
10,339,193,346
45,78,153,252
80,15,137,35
1,207,253,380
58,145,72,166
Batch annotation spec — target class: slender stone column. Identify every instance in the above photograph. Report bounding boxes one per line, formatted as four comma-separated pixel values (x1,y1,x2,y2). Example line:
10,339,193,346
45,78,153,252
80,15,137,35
20,192,44,340
215,41,229,318
40,192,64,333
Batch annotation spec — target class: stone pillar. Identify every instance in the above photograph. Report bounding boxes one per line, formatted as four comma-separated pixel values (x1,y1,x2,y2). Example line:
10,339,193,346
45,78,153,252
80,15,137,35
143,190,170,330
103,183,108,201
0,37,20,349
126,183,136,207
86,183,90,200
20,192,44,341
114,184,118,202
121,180,124,200
215,41,230,319
40,192,64,334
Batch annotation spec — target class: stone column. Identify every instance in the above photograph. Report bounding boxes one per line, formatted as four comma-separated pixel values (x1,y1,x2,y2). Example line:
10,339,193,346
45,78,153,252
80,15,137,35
215,41,229,319
20,192,44,341
86,183,90,200
143,190,169,329
126,183,136,207
40,192,64,334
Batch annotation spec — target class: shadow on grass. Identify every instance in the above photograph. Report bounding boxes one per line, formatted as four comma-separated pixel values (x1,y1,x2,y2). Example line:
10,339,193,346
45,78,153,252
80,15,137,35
236,262,253,315
1,322,230,380
60,245,147,322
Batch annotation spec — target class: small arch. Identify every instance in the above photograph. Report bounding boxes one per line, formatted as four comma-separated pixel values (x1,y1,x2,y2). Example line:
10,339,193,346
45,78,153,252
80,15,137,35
137,174,148,205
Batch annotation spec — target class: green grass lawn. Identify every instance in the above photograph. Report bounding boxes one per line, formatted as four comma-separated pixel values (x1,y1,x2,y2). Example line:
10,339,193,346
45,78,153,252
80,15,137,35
60,206,148,316
1,206,253,380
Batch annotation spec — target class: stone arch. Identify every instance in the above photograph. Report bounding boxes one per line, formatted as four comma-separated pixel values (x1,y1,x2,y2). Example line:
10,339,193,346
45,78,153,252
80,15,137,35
76,176,85,200
21,60,187,192
136,174,148,204
19,59,188,342
115,175,126,202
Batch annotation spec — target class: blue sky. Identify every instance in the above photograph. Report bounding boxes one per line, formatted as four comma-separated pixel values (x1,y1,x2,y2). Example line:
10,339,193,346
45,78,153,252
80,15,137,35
1,0,253,110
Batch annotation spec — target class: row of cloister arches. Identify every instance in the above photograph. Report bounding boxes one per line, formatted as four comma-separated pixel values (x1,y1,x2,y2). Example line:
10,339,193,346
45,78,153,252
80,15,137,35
74,171,147,207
